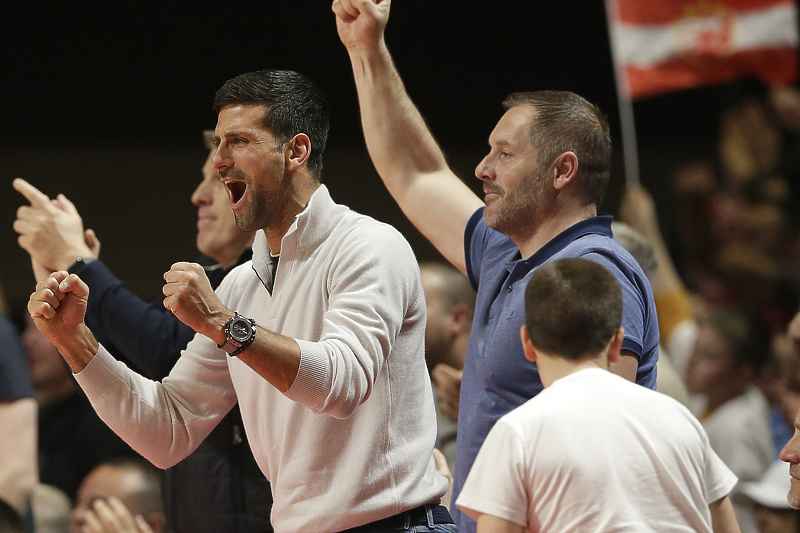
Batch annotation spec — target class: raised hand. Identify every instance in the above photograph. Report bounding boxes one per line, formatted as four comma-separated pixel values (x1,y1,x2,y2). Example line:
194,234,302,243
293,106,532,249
13,178,97,272
163,262,229,341
81,497,155,533
28,271,98,372
432,363,462,420
332,0,390,52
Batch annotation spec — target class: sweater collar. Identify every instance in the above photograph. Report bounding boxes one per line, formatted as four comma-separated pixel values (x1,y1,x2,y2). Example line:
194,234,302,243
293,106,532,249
252,184,346,287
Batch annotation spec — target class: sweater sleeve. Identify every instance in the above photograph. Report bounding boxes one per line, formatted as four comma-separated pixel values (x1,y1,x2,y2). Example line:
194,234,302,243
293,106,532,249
284,222,423,418
81,260,195,379
73,337,237,469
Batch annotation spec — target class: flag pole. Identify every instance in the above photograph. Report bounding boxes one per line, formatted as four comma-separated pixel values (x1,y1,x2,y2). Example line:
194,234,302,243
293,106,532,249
604,0,641,186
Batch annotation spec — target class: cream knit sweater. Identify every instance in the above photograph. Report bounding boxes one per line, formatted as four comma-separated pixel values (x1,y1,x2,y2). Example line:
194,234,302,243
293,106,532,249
75,185,448,532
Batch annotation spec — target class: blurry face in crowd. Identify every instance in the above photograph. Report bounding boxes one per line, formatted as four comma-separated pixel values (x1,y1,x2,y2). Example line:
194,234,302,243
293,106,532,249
684,323,737,397
475,105,548,237
780,408,800,510
71,465,148,533
191,141,255,269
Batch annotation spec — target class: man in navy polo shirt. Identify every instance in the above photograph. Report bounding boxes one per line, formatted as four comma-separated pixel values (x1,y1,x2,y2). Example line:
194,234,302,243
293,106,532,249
334,1,660,532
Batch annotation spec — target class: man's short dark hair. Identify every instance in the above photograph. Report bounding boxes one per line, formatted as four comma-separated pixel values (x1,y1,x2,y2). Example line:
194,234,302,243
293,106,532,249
524,258,622,360
213,69,330,178
503,90,611,207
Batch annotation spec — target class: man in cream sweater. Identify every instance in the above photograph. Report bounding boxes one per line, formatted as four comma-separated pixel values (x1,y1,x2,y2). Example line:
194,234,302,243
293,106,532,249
27,69,454,533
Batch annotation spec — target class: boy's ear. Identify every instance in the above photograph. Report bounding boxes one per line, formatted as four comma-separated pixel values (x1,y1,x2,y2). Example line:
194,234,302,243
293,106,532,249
607,327,625,364
520,325,538,363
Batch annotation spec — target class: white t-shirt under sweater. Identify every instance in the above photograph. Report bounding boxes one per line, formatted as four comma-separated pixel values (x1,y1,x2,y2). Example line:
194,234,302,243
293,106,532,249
456,368,737,533
74,185,448,533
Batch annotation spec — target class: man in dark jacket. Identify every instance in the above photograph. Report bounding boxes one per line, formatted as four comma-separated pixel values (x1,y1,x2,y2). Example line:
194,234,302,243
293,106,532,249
13,131,273,533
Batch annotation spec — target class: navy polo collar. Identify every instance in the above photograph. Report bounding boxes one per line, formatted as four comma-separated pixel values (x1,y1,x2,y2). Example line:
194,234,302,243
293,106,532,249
525,214,614,266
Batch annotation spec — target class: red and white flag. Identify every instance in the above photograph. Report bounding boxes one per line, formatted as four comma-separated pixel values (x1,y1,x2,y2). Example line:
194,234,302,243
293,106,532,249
607,0,799,100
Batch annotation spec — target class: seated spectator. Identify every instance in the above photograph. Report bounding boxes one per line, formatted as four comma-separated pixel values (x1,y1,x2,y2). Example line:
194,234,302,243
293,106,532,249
456,257,740,533
71,459,166,533
686,306,774,532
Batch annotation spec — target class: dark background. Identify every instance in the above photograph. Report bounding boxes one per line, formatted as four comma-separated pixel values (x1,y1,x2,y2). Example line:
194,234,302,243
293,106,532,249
0,2,731,310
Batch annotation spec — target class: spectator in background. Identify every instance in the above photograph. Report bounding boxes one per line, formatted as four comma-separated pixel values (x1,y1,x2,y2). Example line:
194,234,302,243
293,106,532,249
611,220,691,407
13,130,273,533
20,312,138,502
420,261,474,475
0,283,37,525
686,306,774,532
617,184,699,376
71,459,167,533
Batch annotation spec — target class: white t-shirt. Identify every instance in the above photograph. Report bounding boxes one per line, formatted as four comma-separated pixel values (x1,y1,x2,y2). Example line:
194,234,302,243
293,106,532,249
456,368,737,533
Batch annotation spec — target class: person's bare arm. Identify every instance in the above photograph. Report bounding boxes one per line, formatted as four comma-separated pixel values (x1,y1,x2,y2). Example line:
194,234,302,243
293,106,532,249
333,0,483,273
0,398,37,514
608,350,638,382
709,496,741,533
476,514,526,533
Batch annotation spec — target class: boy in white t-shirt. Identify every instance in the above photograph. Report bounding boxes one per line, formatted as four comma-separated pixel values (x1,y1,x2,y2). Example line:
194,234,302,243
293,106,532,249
455,257,741,533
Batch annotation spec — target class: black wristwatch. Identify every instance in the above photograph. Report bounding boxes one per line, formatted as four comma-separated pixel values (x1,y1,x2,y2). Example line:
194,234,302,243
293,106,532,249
67,256,96,275
217,313,257,357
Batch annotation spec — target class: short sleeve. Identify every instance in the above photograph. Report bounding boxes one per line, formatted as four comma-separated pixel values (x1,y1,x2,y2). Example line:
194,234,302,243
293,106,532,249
703,439,739,504
456,419,529,528
464,207,487,291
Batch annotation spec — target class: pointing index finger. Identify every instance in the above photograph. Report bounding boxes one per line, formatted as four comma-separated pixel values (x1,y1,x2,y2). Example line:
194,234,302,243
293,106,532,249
12,178,51,208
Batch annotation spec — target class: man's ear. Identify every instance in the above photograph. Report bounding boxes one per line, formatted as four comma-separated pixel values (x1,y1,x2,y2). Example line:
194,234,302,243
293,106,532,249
552,151,579,191
448,303,472,337
607,327,625,364
285,133,312,171
520,325,538,362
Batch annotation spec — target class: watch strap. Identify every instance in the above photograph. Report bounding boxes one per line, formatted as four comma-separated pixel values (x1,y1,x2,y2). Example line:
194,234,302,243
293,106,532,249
217,313,256,357
67,257,96,275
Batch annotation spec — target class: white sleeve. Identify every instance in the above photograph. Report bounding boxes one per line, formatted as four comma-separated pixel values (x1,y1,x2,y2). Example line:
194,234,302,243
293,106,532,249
73,335,237,469
284,223,422,418
703,437,740,504
456,420,530,528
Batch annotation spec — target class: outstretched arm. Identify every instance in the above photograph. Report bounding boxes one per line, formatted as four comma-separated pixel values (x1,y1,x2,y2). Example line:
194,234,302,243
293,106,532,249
333,0,483,273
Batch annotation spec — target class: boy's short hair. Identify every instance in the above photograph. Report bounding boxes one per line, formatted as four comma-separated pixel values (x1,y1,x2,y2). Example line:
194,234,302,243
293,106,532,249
524,258,622,360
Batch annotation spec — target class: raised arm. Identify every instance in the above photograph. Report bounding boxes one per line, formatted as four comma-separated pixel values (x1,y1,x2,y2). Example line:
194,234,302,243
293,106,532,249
333,0,483,273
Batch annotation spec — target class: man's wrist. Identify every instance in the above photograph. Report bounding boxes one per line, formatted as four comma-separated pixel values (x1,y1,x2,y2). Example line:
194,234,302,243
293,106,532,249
55,324,99,373
66,256,97,275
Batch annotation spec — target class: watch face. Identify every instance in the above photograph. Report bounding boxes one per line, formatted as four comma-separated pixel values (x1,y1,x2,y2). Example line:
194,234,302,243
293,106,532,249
230,318,253,343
